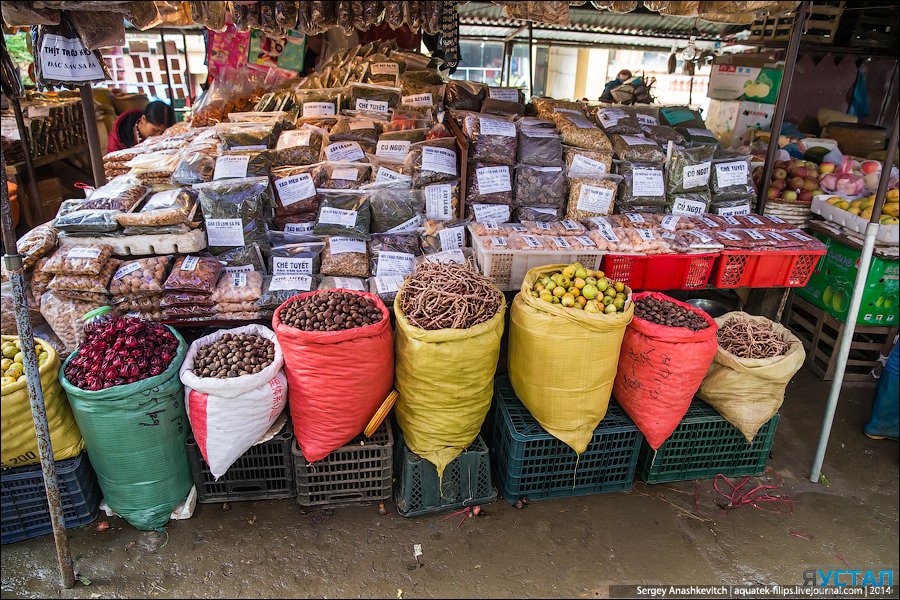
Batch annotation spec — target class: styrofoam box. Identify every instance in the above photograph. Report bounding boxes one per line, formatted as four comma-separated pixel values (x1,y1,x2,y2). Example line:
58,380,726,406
59,228,207,256
468,227,606,292
811,195,898,245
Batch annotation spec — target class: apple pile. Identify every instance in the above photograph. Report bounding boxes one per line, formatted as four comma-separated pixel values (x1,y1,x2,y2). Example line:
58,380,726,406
753,159,828,205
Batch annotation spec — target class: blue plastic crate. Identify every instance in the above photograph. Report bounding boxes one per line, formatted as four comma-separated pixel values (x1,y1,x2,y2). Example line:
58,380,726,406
637,399,779,484
1,453,100,544
492,376,643,503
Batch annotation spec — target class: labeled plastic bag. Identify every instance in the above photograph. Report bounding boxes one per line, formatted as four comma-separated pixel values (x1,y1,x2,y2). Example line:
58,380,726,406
313,190,371,239
32,14,110,89
616,161,667,212
366,183,425,233
196,177,272,253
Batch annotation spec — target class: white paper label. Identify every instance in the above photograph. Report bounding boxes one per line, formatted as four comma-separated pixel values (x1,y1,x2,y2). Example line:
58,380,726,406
660,215,681,231
597,109,628,129
272,257,313,275
767,215,786,224
475,166,512,195
386,214,424,234
318,207,358,227
329,237,367,255
787,230,812,242
370,62,399,76
561,220,580,231
355,98,389,113
625,213,645,224
636,113,658,126
402,93,433,107
768,231,789,242
688,231,715,244
67,247,102,260
181,256,200,271
718,231,742,241
29,106,51,118
425,184,454,220
278,129,312,149
376,140,411,162
374,275,406,294
479,117,517,138
595,227,619,243
671,197,707,216
506,224,527,233
489,87,520,102
269,274,313,291
553,107,581,115
284,222,315,235
549,236,571,249
302,101,335,117
276,173,317,206
438,226,465,251
425,249,466,264
576,185,614,214
568,154,608,178
632,168,665,197
213,155,250,179
636,228,656,242
348,118,376,131
683,162,711,189
232,144,267,151
113,261,141,280
620,135,652,146
715,161,749,187
325,141,365,162
39,34,105,83
222,264,254,274
566,114,596,129
482,222,500,231
421,146,458,176
206,218,245,247
661,232,676,240
535,222,552,231
231,273,248,287
745,215,764,226
590,216,614,231
575,236,596,247
375,251,416,277
699,217,720,228
745,229,766,241
375,166,412,183
520,235,544,248
717,204,751,216
473,204,511,223
330,277,366,290
722,215,741,226
331,167,360,181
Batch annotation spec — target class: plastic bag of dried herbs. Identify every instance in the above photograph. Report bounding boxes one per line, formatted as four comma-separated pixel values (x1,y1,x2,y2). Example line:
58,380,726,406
216,243,268,274
313,189,371,239
374,128,428,164
212,150,272,180
215,122,279,150
173,150,216,184
593,106,641,135
514,165,566,209
445,80,487,111
422,180,461,221
467,163,514,206
611,134,666,164
633,105,660,127
515,206,564,222
666,145,715,197
400,79,446,114
259,274,319,312
666,191,712,218
641,124,685,147
481,98,525,118
365,55,403,86
349,83,401,113
676,127,720,148
566,176,621,220
271,164,322,217
268,233,324,276
368,234,421,278
320,237,370,278
295,88,343,118
321,137,370,163
710,156,754,201
318,161,372,189
366,153,414,184
327,114,382,146
554,113,613,152
518,128,563,167
405,138,459,187
465,114,518,166
273,126,325,167
364,182,425,233
531,98,584,120
616,161,667,213
419,219,469,254
195,177,272,253
564,146,614,178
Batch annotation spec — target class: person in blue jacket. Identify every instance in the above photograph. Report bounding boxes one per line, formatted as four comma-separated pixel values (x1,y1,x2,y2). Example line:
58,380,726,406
600,69,632,103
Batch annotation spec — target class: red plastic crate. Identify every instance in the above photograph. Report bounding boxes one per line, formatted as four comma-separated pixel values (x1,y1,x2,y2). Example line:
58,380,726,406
712,249,826,288
602,253,718,291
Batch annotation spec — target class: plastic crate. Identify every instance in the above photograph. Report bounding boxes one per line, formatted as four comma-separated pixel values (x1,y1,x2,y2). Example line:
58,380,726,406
637,399,779,484
187,424,295,503
1,453,100,545
469,226,605,292
712,249,825,288
292,422,392,509
395,434,496,518
492,376,642,503
602,253,717,291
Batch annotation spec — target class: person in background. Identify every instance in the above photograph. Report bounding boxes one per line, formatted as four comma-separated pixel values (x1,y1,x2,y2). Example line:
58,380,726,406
600,69,633,103
107,101,176,152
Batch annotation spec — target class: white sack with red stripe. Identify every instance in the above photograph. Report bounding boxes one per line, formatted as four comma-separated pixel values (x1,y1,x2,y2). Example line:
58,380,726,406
180,324,287,479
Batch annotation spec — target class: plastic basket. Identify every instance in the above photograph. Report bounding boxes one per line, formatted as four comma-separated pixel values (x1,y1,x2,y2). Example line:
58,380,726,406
712,249,826,288
187,424,295,503
492,376,642,503
637,399,779,484
292,422,392,509
395,434,496,518
601,253,717,291
1,453,100,545
469,227,606,292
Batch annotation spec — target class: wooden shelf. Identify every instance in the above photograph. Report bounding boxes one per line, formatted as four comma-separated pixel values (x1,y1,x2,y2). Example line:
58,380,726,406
5,144,89,176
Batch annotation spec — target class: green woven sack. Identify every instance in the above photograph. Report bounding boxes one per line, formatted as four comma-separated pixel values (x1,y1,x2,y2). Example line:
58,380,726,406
59,327,191,531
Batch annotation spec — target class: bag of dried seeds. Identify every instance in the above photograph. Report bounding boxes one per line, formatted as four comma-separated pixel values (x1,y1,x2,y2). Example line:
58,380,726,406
566,176,620,220
593,106,641,135
611,134,666,163
43,245,112,276
313,189,371,239
212,150,273,180
616,161,667,213
564,146,614,178
365,182,425,233
318,237,370,278
467,163,514,206
515,206,564,222
321,138,369,163
554,112,613,151
273,125,325,167
518,128,563,167
466,114,517,166
514,165,566,208
405,138,459,187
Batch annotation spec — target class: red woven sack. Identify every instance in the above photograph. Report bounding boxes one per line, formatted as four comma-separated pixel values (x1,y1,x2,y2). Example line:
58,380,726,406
613,292,718,450
274,289,394,462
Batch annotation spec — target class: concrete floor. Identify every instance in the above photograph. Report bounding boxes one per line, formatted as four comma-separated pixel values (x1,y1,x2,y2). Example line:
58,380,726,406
1,366,897,599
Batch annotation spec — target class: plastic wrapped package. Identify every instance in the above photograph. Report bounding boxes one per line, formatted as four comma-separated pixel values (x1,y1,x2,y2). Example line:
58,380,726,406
405,138,458,187
258,274,318,312
39,292,103,353
666,145,715,196
79,176,149,212
710,156,754,200
212,150,273,180
53,210,121,234
1,2,61,26
366,183,425,233
327,115,380,147
161,290,217,307
295,88,342,118
611,135,666,164
465,114,517,166
587,226,673,254
659,106,706,129
315,276,367,292
317,237,369,278
274,126,326,167
481,98,525,118
518,128,563,167
48,259,120,294
419,219,468,254
444,80,486,111
555,112,613,151
108,256,172,297
172,151,216,184
564,146,614,178
368,274,406,305
31,14,110,89
215,122,279,150
318,161,372,189
15,224,58,270
677,127,720,148
349,83,401,113
195,177,272,253
514,165,566,209
662,229,725,254
116,188,198,228
216,243,268,274
566,177,620,220
642,124,685,146
400,80,445,114
268,233,324,275
270,165,321,218
593,106,641,135
111,293,162,313
709,196,754,217
531,98,584,119
313,190,371,239
367,153,414,184
31,258,53,305
211,271,264,303
43,245,112,276
366,55,403,86
467,163,514,206
70,9,125,49
322,138,370,163
666,192,713,217
164,255,223,294
422,180,461,221
515,206,564,222
189,1,227,31
162,305,216,320
368,234,421,278
616,161,667,212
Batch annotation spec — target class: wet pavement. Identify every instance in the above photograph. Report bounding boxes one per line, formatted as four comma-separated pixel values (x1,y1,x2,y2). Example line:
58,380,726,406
1,367,897,599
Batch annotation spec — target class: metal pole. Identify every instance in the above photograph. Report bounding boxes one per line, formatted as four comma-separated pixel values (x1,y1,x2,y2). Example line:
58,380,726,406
181,31,193,106
78,85,105,187
10,97,38,228
755,1,810,214
1,151,76,589
160,32,176,108
810,103,899,483
528,23,534,96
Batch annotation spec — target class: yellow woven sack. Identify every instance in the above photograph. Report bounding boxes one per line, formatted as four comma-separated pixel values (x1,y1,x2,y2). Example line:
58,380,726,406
1,335,83,467
393,293,506,478
698,312,805,443
508,265,633,454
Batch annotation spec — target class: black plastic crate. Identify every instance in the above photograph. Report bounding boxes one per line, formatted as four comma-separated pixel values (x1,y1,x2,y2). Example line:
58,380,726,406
492,376,642,503
2,453,100,544
187,423,295,503
637,399,779,484
292,422,393,509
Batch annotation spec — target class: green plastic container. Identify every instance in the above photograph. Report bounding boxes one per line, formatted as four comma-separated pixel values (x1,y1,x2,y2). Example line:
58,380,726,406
637,399,778,484
395,434,495,518
492,376,641,503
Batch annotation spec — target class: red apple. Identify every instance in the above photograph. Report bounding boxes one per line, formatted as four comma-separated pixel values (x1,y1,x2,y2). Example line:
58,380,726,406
798,190,813,203
773,168,788,180
789,176,805,190
774,160,786,169
794,166,809,178
767,188,781,200
783,190,798,201
771,178,787,191
861,160,882,175
819,163,836,175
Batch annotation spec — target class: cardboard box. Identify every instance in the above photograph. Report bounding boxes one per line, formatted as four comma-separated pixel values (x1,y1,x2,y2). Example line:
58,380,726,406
796,231,899,325
705,99,776,148
707,55,782,105
36,177,63,223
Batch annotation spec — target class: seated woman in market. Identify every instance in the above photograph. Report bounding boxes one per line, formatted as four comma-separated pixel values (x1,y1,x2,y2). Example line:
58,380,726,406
107,101,176,152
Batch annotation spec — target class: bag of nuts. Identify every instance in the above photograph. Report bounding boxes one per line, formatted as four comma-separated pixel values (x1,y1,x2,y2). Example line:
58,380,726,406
43,245,113,276
212,271,264,303
465,114,517,166
320,237,370,278
467,163,514,206
514,165,566,210
48,259,121,294
566,176,621,220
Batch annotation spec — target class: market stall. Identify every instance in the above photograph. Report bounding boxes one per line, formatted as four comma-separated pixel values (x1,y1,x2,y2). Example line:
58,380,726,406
1,0,897,590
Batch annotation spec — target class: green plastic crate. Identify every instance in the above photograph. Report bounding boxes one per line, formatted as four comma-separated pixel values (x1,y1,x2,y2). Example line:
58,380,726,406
637,399,778,484
492,376,642,503
395,435,496,518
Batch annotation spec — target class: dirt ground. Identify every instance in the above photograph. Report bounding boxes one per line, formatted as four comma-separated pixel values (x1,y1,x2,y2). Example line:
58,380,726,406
2,366,898,599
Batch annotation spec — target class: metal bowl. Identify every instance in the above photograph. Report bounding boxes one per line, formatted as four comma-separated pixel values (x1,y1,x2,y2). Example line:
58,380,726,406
685,298,730,319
